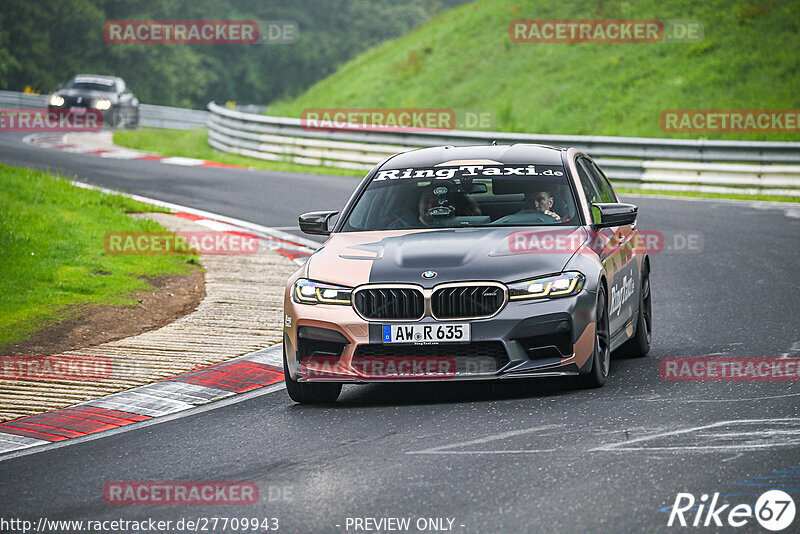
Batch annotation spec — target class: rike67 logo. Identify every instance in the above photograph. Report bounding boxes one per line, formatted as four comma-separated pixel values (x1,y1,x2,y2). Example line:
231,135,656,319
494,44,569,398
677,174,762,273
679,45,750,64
668,490,795,531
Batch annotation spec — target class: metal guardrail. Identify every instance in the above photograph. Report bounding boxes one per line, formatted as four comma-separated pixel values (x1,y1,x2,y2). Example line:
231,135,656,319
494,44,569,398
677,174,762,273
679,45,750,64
139,103,208,129
0,90,208,130
2,90,797,196
0,90,48,108
207,101,800,196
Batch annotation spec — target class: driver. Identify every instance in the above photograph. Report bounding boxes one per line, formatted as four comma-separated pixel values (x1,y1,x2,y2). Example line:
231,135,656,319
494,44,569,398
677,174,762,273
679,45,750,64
494,188,562,225
418,182,481,226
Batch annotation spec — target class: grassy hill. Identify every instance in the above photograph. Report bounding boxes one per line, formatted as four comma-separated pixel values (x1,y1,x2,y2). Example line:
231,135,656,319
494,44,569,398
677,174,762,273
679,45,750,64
267,0,800,140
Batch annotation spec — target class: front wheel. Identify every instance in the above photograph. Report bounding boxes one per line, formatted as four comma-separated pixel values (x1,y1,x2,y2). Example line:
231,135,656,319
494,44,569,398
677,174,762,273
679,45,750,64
576,285,610,389
283,346,341,404
106,109,119,129
126,109,139,129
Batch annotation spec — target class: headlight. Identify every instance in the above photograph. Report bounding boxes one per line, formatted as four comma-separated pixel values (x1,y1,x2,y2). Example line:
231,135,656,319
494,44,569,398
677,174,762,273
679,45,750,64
292,279,352,305
92,99,112,110
49,94,65,107
508,272,585,300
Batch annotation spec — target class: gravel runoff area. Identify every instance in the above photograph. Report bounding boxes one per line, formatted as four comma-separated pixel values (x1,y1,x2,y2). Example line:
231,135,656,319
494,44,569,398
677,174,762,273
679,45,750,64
0,212,298,422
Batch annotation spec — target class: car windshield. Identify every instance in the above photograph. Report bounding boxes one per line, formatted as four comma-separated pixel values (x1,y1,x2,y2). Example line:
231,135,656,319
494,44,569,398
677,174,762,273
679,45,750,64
66,80,115,92
341,163,580,231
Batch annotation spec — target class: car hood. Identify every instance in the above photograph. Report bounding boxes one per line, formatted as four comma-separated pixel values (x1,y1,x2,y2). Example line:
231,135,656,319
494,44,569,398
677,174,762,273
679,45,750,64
306,226,589,287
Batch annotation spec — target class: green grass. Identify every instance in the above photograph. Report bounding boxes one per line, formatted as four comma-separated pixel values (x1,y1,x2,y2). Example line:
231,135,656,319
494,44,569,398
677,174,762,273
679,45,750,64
267,0,800,141
113,128,364,177
0,164,199,349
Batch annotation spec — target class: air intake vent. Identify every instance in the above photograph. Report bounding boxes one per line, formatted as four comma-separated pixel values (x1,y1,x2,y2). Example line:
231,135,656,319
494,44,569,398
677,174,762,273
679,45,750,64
354,341,509,374
353,287,425,320
432,284,506,319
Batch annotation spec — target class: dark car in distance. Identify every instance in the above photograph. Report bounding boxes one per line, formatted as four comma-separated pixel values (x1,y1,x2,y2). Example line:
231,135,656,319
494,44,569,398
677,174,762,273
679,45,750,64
47,74,139,129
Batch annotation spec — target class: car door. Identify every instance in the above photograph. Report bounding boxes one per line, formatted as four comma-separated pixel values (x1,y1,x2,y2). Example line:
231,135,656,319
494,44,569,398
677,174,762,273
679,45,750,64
576,156,638,339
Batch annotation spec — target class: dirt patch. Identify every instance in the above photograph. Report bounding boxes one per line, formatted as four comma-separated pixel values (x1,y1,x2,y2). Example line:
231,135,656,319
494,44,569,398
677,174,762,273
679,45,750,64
0,269,205,357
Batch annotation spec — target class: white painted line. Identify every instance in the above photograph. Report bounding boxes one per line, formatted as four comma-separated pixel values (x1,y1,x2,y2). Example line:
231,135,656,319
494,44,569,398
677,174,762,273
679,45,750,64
408,424,562,455
0,434,51,454
160,156,206,166
641,391,800,404
0,382,287,463
192,219,309,258
69,180,322,252
25,135,320,251
194,219,249,232
590,418,800,452
407,449,559,455
97,149,150,160
238,344,284,367
135,381,234,405
598,444,800,452
58,145,103,154
82,390,193,417
0,343,286,461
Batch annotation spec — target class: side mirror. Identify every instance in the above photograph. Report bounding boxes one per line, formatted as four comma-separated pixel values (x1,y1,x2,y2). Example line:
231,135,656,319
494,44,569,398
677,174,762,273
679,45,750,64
299,210,338,236
591,203,637,228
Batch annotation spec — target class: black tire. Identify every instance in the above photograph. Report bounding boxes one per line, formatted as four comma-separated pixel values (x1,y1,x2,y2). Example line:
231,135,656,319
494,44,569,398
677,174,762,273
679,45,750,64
616,262,652,358
283,346,341,404
576,284,610,389
126,109,139,129
107,109,119,129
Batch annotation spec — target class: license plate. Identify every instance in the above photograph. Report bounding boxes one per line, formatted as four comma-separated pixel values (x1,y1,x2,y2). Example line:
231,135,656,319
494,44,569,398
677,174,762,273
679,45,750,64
382,323,470,344
69,107,87,113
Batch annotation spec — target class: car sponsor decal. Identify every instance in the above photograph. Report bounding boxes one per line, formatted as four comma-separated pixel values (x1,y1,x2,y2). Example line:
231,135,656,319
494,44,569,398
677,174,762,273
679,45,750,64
373,165,565,181
609,269,635,317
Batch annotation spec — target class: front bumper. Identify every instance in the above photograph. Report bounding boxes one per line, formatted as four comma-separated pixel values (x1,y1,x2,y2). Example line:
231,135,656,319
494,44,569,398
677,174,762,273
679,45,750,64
47,105,115,128
284,287,597,383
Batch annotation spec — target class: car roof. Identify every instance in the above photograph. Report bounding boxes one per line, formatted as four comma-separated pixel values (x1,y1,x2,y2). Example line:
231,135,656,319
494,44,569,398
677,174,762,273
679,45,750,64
380,144,566,169
72,74,117,84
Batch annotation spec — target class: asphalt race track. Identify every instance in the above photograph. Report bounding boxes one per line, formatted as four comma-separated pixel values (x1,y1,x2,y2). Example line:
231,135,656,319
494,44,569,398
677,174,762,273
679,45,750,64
1,132,799,533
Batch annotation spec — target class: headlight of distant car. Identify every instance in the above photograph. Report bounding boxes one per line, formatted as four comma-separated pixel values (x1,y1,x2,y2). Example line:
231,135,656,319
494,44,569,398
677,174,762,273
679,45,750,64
292,279,352,305
91,99,112,110
508,272,585,300
49,94,65,107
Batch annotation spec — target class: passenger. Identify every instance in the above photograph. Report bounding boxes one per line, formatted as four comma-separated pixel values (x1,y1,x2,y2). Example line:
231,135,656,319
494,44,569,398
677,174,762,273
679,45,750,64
494,188,562,224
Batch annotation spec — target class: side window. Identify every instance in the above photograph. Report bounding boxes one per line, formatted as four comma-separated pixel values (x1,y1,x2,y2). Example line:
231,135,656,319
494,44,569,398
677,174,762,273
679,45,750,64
575,158,601,204
586,159,617,202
